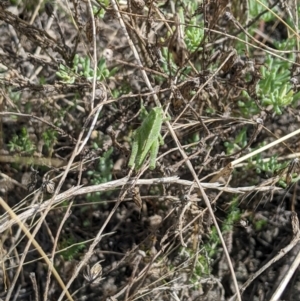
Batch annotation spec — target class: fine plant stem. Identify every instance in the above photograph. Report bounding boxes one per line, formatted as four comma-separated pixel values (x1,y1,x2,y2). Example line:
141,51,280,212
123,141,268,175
109,1,242,300
270,245,300,301
256,0,299,38
57,183,130,301
231,128,300,167
0,197,74,301
43,200,73,300
230,213,300,300
3,0,300,300
86,0,97,111
0,176,281,234
211,128,300,183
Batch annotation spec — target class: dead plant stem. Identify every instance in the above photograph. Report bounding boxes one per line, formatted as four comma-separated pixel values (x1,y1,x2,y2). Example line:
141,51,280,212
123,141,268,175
0,197,74,301
109,1,242,300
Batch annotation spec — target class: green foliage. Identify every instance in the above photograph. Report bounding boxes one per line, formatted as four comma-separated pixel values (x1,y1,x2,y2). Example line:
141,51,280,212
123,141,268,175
56,63,76,84
9,89,21,105
252,156,300,188
224,127,247,154
96,0,110,8
159,44,175,75
249,0,274,22
195,253,211,277
8,127,35,154
259,56,295,114
95,0,110,18
159,6,204,72
238,54,300,116
279,172,300,188
236,0,300,117
190,132,200,144
222,200,242,232
203,227,219,260
185,25,204,54
56,54,118,83
190,249,212,281
86,148,113,202
185,16,204,54
193,199,242,277
253,154,286,176
42,129,57,151
59,237,86,261
88,148,113,185
254,219,267,231
238,53,300,116
238,91,260,117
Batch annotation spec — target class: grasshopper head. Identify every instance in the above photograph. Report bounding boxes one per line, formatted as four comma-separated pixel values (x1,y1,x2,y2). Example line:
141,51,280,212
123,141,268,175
151,107,164,117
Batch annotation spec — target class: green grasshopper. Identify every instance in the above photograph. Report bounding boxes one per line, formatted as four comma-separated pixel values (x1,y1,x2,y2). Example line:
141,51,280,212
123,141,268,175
128,106,168,171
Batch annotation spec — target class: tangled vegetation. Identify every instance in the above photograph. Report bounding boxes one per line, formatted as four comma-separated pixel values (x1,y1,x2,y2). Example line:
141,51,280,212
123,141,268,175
1,0,300,300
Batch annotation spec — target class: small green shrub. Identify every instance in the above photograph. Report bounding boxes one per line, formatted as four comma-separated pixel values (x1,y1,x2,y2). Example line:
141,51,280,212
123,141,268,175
8,127,36,154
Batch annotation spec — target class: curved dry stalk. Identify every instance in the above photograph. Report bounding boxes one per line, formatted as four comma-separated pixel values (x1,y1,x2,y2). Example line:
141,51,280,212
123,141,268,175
171,49,237,124
230,213,300,301
211,128,300,183
256,0,300,39
207,27,300,63
0,176,281,233
270,249,300,301
43,200,73,300
57,184,130,301
86,0,97,111
11,21,106,296
0,197,74,301
270,212,300,300
103,2,242,300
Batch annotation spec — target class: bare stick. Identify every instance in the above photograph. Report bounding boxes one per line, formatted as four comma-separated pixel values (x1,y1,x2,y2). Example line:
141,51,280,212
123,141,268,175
0,176,280,233
107,2,242,300
86,0,97,111
0,197,74,301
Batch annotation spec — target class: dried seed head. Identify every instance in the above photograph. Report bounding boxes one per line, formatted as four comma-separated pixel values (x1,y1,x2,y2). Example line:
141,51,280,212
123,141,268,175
291,211,300,237
45,180,55,194
23,168,39,192
286,158,300,185
0,177,14,193
45,2,54,17
224,11,234,21
131,186,142,209
41,176,55,194
290,77,298,86
103,48,113,61
168,14,188,67
83,261,103,284
130,0,145,11
86,18,94,44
